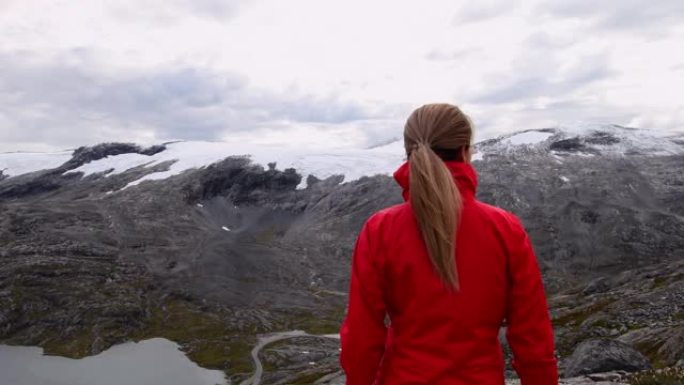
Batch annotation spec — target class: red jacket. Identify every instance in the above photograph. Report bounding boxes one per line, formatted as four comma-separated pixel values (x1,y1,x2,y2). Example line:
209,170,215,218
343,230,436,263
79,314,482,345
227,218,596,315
340,161,557,385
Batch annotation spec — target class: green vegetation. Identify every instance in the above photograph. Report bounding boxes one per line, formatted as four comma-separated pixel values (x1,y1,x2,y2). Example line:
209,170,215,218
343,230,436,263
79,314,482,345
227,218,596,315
285,304,346,335
551,297,620,357
132,299,255,374
553,298,616,327
43,330,94,358
3,288,345,381
653,272,684,289
258,304,346,379
633,339,668,369
586,318,613,329
630,367,684,385
653,276,669,289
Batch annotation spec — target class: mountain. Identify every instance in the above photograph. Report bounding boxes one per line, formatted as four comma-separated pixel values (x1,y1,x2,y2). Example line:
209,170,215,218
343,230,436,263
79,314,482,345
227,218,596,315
0,124,682,384
475,124,684,291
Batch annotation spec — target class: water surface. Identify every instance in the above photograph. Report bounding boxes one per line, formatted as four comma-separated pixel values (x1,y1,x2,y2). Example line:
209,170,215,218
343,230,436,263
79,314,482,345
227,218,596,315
0,338,227,385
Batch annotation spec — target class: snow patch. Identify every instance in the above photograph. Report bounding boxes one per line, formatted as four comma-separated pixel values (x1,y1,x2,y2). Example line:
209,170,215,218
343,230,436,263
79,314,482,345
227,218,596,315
503,131,554,146
557,123,683,156
54,141,406,190
221,226,231,232
67,153,157,176
560,176,569,183
5,125,679,186
0,151,72,176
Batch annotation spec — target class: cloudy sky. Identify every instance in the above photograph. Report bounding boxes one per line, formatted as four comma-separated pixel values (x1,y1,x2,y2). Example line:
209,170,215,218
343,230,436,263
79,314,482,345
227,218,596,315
1,0,683,152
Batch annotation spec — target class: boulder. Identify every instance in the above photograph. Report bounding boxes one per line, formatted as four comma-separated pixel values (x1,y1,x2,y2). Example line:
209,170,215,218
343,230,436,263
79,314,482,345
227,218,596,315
582,277,611,295
564,339,651,377
618,326,684,367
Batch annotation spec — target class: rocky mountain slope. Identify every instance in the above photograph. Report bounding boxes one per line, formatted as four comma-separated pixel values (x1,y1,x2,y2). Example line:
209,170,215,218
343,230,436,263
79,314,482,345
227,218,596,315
0,124,682,384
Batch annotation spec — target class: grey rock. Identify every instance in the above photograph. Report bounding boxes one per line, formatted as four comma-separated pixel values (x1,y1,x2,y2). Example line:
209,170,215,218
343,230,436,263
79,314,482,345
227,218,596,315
618,326,684,367
59,142,166,171
586,371,624,382
564,339,652,377
550,137,588,152
585,132,621,146
583,277,611,295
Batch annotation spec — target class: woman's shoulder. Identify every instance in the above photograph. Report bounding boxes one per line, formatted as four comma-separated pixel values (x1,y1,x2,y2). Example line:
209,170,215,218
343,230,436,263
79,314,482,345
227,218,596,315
369,202,411,221
472,200,528,234
362,203,413,234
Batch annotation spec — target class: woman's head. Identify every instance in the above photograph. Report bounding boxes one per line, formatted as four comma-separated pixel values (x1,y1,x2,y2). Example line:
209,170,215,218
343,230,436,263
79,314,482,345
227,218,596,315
404,103,473,161
404,103,473,289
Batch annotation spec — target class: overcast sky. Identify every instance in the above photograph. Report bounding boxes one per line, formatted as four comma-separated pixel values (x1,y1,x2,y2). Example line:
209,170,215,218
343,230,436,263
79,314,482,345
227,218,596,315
1,0,683,152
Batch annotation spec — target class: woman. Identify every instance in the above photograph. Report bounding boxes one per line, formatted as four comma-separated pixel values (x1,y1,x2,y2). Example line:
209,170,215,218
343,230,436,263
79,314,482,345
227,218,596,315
339,104,557,385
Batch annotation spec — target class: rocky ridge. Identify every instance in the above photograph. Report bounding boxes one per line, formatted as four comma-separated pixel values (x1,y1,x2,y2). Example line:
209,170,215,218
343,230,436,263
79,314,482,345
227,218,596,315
0,124,682,383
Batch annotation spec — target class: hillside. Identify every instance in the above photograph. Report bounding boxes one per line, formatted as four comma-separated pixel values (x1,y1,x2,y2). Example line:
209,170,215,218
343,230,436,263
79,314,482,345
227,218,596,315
0,124,682,383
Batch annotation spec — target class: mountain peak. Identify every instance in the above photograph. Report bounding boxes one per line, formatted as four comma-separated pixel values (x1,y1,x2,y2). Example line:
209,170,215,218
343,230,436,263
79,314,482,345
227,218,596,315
476,124,684,159
1,124,681,188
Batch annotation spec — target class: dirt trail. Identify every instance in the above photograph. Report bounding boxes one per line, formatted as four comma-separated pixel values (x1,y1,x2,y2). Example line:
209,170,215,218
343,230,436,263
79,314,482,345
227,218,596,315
239,330,340,385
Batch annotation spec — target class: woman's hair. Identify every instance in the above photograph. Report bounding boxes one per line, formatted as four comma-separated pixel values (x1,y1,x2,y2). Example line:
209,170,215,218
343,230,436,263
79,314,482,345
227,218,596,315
404,103,473,289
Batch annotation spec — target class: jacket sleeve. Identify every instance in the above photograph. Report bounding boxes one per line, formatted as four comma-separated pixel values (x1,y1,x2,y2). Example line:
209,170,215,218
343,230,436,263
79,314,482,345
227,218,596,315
340,219,387,385
505,215,558,385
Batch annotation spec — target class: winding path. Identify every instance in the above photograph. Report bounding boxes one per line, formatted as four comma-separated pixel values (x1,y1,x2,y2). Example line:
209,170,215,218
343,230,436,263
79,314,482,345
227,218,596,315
239,330,340,385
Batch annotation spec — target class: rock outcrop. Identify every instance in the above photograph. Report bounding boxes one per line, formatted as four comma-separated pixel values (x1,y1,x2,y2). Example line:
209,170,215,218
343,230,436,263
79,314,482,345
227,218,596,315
618,326,684,368
59,142,166,171
563,339,651,377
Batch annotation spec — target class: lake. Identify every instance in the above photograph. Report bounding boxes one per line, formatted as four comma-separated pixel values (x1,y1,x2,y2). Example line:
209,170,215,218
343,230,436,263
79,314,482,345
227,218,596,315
0,338,228,385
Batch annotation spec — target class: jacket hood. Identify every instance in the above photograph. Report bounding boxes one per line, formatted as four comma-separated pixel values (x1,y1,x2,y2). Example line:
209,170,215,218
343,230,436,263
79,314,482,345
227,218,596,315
393,161,478,202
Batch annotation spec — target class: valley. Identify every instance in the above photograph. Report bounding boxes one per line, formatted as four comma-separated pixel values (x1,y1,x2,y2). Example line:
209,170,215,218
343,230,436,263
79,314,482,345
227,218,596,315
1,124,682,384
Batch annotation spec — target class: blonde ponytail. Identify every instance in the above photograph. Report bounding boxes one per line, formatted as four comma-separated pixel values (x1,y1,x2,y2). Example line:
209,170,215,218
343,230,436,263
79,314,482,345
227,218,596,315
404,104,472,290
409,142,462,289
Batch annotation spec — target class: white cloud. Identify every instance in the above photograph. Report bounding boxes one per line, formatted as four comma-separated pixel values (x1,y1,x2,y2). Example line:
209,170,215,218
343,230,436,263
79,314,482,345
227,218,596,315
0,51,381,152
0,0,682,152
452,0,520,24
536,0,684,35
